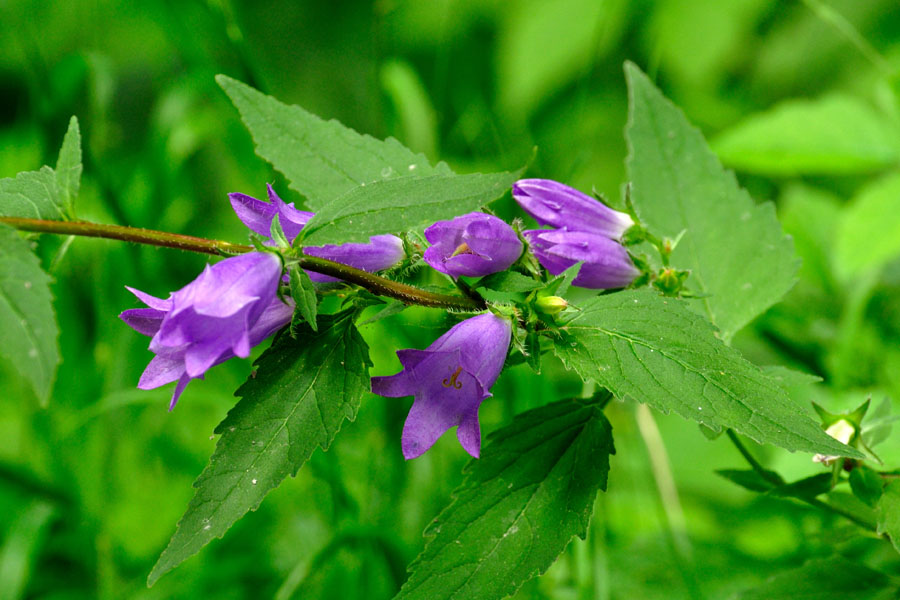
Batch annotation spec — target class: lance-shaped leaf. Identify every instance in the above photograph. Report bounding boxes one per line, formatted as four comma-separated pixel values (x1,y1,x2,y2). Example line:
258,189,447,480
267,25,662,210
217,75,451,211
553,290,861,457
625,63,797,342
396,398,614,600
0,224,59,402
0,116,81,221
299,171,519,246
148,312,371,585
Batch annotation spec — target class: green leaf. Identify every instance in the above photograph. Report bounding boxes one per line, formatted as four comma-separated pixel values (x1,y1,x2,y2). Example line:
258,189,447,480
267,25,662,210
835,172,900,279
716,469,782,493
0,168,67,221
148,312,371,585
216,74,451,211
396,399,614,600
553,289,863,458
736,556,899,600
0,117,81,221
850,466,884,507
300,171,519,246
712,95,900,176
54,116,82,217
0,501,57,600
876,481,900,555
768,473,832,500
0,224,59,402
289,265,318,332
524,330,542,374
625,62,798,342
475,271,541,294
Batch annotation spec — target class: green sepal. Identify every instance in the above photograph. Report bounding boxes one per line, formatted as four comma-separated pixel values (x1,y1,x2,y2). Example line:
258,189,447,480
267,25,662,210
289,265,318,333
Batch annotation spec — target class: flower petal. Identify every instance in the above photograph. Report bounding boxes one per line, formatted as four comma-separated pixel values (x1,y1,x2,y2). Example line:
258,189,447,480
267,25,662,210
513,179,634,239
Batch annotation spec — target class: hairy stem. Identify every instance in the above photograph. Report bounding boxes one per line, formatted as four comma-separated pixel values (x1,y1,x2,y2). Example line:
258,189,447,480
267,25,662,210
1,217,486,311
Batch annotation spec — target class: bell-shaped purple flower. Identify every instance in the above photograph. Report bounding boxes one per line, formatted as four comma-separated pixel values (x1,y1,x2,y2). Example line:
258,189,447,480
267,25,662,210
120,252,293,409
513,178,634,240
228,184,405,282
524,229,639,289
371,313,512,460
423,212,523,278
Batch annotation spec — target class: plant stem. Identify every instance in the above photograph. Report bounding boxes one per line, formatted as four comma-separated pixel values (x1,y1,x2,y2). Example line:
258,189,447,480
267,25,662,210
1,217,486,311
726,430,877,532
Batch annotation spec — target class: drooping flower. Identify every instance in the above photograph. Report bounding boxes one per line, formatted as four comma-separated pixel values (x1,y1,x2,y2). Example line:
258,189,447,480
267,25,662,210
120,252,292,409
524,229,639,289
513,178,634,240
228,184,405,282
423,212,523,278
371,312,512,459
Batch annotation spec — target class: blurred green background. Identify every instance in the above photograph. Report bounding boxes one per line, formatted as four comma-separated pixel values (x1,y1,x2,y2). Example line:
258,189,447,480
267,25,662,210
3,0,900,598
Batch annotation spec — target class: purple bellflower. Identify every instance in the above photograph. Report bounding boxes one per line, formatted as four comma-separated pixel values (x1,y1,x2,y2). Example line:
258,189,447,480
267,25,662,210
229,184,405,282
423,212,523,278
120,252,292,409
524,229,639,289
514,178,639,289
371,312,512,460
513,178,634,239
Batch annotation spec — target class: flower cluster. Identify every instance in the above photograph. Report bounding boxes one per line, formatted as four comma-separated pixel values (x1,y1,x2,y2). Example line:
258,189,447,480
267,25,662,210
514,179,639,289
121,178,638,458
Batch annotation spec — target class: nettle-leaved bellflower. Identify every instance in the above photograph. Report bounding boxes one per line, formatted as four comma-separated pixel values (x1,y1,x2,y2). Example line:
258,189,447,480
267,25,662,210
423,212,523,278
371,312,512,460
513,178,639,289
120,252,293,409
229,184,405,282
513,178,634,239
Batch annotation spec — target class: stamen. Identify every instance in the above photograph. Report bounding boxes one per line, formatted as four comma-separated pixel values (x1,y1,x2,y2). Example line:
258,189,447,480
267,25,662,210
450,242,473,257
441,366,464,389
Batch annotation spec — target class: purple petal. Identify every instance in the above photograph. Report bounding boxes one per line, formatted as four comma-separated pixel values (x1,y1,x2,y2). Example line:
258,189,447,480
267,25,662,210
267,184,313,241
304,235,405,283
120,307,166,337
423,213,521,278
229,192,278,237
138,354,186,389
513,179,633,239
169,374,193,411
125,286,172,311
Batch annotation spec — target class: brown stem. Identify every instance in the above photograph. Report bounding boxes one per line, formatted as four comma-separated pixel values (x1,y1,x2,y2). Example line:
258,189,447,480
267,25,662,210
1,217,486,311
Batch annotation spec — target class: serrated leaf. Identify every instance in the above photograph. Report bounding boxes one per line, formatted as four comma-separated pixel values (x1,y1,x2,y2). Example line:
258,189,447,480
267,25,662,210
716,469,782,493
625,62,798,341
736,556,898,600
712,95,900,176
553,290,863,458
300,171,519,246
359,299,407,326
54,116,82,217
288,265,317,332
877,481,900,555
216,75,451,211
0,168,67,221
0,224,59,402
835,172,900,279
148,312,371,585
396,399,614,600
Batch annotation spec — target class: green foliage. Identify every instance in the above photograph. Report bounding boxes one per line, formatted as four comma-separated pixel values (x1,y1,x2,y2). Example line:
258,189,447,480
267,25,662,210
397,399,614,600
149,312,371,585
300,170,519,245
216,75,452,211
877,481,900,555
736,555,899,600
713,95,900,175
849,465,884,507
835,172,900,279
288,265,318,333
553,290,861,457
0,224,59,403
0,116,80,221
625,63,798,342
